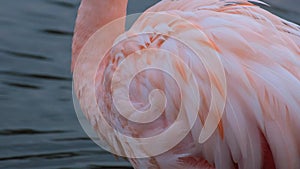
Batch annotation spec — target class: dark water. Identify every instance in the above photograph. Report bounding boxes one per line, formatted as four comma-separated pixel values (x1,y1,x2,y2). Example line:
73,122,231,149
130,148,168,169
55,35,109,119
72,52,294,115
0,0,298,169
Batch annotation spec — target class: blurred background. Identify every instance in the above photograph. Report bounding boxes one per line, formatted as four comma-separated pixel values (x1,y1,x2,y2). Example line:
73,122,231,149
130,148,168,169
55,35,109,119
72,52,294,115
0,0,298,169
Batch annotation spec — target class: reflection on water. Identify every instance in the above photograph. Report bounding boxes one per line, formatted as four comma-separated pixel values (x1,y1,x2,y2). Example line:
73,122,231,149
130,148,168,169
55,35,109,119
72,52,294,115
0,0,298,168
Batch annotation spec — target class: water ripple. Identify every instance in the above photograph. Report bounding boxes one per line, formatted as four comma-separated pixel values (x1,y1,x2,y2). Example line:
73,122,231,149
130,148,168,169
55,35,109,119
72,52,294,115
2,81,41,90
49,1,78,9
42,29,73,36
0,152,78,161
0,49,50,61
0,71,72,81
0,129,69,136
0,150,111,161
52,137,92,142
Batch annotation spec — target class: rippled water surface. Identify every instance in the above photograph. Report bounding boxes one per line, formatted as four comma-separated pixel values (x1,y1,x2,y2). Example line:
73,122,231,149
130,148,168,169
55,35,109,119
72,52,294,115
0,0,299,169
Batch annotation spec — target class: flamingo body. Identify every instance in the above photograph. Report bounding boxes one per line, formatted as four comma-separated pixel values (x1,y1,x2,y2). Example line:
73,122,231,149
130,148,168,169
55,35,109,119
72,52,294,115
72,0,300,168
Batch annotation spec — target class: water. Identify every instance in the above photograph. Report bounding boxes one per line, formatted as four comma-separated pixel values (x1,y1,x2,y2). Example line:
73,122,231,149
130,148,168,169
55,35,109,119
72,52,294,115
0,0,298,169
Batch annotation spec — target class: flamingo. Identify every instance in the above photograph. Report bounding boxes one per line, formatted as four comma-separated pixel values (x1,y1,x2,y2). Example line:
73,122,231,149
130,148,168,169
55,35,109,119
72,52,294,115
71,0,300,168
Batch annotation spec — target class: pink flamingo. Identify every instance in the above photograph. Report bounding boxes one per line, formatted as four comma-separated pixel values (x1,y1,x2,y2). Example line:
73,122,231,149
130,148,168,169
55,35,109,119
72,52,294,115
72,0,300,168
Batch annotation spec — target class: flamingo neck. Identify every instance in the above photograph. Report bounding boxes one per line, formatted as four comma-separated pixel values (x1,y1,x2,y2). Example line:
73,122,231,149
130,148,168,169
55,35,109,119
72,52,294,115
72,0,128,71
